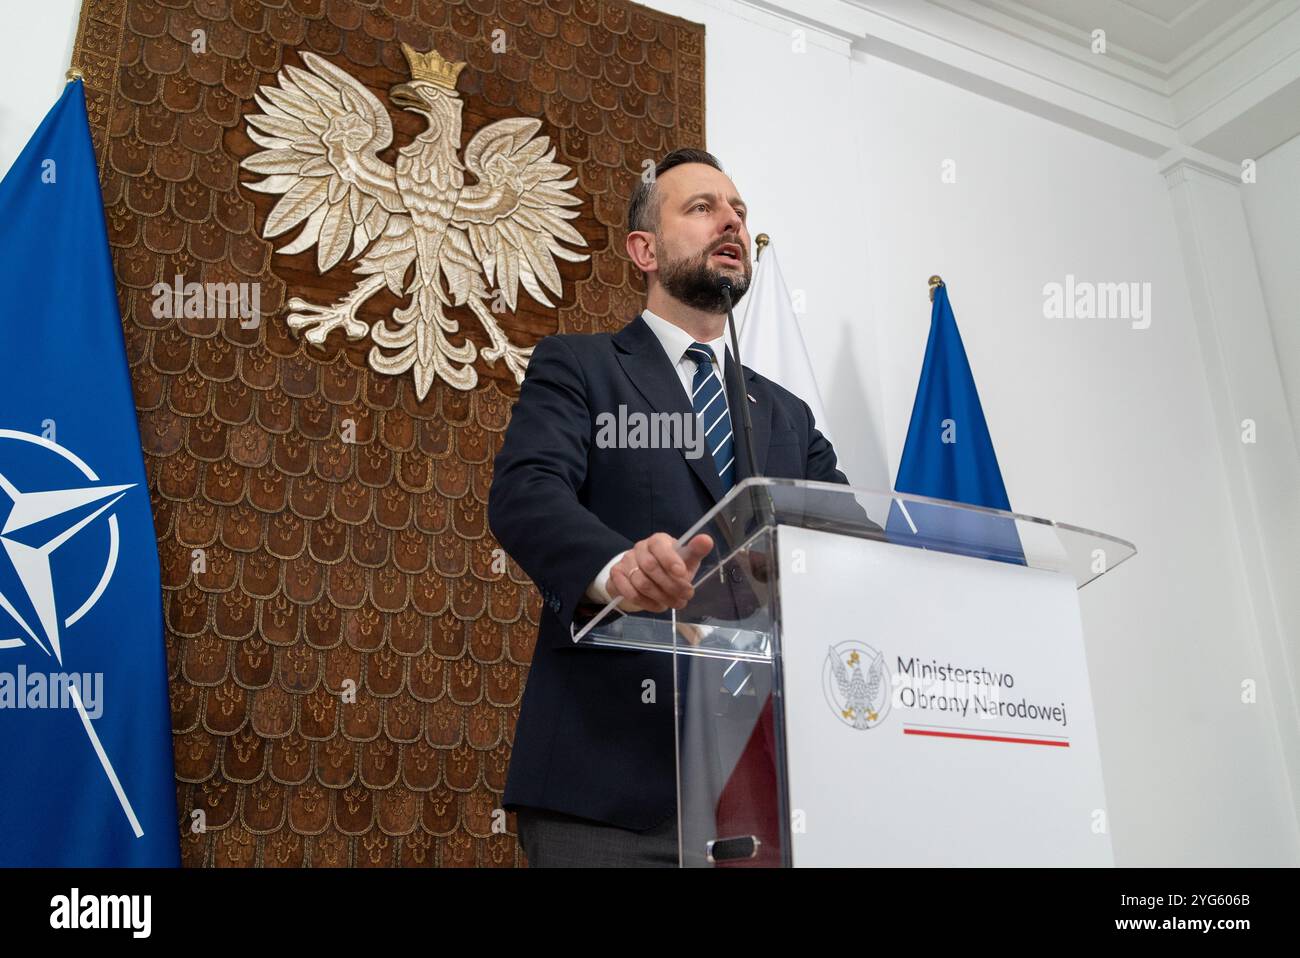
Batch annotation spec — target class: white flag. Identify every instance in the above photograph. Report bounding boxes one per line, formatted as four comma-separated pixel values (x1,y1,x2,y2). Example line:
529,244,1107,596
738,241,833,442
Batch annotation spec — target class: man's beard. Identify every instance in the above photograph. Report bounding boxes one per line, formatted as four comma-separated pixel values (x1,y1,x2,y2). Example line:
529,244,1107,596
657,237,751,313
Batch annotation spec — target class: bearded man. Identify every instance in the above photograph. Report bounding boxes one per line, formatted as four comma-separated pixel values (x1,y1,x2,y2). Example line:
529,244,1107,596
488,148,851,867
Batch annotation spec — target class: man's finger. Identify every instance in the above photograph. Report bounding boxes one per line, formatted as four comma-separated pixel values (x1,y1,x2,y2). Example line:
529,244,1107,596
635,539,687,601
648,535,688,579
610,566,665,612
646,538,697,604
681,533,713,570
685,533,713,558
610,560,646,603
626,560,677,610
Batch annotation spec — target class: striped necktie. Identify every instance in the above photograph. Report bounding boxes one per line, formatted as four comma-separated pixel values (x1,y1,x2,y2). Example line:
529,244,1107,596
686,344,750,699
686,342,735,492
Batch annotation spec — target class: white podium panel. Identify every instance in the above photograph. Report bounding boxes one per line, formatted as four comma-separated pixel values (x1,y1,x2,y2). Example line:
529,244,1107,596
779,525,1113,866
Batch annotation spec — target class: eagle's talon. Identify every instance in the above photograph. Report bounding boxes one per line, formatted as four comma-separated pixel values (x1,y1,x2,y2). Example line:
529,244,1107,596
283,280,387,345
285,304,370,343
478,318,533,382
502,345,532,383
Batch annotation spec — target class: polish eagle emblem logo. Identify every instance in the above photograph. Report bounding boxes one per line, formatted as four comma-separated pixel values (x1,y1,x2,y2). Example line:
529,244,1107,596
824,641,890,730
241,44,589,396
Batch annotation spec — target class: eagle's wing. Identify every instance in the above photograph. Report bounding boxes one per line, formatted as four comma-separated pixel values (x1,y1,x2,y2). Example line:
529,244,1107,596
448,117,588,309
828,649,851,697
242,52,405,274
865,656,883,705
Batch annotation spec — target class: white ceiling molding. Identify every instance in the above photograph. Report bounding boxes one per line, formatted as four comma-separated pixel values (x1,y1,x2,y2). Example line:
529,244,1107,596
736,0,1300,162
946,0,1286,84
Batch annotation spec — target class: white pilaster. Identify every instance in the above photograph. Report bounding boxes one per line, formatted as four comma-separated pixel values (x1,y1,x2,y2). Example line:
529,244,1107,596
1161,151,1300,824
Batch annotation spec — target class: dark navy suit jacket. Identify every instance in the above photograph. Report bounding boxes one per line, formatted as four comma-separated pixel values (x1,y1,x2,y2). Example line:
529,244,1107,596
488,313,850,830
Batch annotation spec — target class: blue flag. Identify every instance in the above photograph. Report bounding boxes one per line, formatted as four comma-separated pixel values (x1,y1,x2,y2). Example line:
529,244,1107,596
886,283,1025,564
0,80,179,865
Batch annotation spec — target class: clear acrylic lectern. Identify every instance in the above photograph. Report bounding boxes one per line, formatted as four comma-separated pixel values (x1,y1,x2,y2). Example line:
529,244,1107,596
572,478,1136,867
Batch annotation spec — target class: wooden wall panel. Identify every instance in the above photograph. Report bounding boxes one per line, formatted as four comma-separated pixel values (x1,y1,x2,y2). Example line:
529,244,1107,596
70,0,705,867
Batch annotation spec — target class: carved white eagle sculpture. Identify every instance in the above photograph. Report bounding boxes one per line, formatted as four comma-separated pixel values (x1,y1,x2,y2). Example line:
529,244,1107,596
241,44,589,396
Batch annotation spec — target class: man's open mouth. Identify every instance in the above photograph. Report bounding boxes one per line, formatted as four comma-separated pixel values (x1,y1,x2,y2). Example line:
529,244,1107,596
711,243,742,262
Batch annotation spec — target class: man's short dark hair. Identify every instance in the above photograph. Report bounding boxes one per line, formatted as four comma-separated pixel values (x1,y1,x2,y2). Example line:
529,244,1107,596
627,148,724,235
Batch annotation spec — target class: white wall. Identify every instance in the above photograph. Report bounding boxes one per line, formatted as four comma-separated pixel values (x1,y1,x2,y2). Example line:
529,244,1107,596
1242,132,1300,455
0,0,81,180
4,0,1296,866
856,52,1297,867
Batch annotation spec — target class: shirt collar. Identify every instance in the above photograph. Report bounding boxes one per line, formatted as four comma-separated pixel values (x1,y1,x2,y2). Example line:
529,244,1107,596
640,307,728,375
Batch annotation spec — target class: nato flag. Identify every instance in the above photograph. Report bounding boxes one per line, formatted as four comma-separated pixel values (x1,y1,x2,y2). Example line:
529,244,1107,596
0,80,179,865
886,282,1025,564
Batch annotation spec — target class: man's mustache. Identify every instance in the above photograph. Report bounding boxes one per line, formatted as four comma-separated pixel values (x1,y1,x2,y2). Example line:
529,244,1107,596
702,235,748,263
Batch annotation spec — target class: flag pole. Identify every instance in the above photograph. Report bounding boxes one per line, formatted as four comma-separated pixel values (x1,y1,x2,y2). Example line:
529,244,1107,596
69,685,145,838
929,274,944,302
755,232,769,262
43,63,146,843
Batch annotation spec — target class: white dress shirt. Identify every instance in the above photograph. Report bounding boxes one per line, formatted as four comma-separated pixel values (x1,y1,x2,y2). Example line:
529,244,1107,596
584,308,732,604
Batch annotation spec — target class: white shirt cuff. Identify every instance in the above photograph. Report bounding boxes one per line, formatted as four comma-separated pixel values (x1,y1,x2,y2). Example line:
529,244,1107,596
585,551,626,604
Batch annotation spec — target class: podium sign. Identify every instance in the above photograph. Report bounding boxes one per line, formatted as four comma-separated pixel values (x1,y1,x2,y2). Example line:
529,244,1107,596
572,479,1135,867
780,526,1111,866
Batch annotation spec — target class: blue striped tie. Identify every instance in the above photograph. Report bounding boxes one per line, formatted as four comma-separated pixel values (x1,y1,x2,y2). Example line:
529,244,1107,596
686,343,750,697
686,342,735,492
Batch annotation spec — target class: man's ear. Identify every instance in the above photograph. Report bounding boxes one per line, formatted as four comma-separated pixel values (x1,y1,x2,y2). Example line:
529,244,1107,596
626,230,657,275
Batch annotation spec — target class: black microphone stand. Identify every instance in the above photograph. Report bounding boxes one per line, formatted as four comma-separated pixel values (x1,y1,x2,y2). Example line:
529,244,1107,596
720,281,775,531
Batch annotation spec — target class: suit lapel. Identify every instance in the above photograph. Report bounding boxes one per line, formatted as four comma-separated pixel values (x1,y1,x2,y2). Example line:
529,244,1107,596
615,315,727,503
724,345,772,479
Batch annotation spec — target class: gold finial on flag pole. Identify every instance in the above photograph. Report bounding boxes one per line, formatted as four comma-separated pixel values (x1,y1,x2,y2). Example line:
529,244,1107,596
755,233,769,262
66,67,84,83
929,274,944,302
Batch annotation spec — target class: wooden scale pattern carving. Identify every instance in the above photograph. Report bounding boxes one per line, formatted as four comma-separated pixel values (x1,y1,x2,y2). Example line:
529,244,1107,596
70,0,705,866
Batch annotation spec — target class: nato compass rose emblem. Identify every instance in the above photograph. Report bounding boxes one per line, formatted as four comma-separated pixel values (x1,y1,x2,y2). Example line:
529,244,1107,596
0,428,144,836
824,641,890,730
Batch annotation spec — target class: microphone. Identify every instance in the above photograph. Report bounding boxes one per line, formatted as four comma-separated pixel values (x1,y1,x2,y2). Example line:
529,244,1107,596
719,279,761,482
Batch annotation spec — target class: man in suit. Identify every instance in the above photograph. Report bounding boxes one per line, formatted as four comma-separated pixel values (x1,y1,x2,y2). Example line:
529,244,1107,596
488,148,852,867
